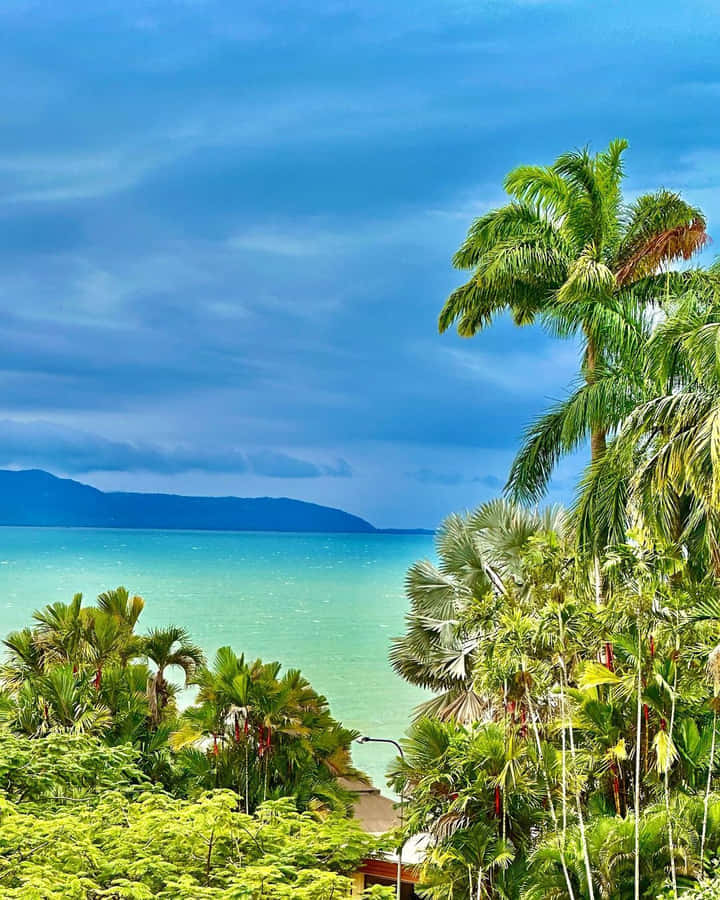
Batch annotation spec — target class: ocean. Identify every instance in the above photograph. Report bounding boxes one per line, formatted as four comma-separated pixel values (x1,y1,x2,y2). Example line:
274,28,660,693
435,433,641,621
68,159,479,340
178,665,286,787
0,526,433,791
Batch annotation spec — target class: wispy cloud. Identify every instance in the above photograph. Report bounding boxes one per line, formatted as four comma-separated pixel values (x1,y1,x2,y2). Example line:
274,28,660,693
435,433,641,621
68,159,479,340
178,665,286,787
407,468,503,487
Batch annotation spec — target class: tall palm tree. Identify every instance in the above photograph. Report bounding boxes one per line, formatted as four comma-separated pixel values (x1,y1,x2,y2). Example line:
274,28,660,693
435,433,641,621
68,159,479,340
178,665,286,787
576,278,720,570
439,140,708,504
143,626,205,726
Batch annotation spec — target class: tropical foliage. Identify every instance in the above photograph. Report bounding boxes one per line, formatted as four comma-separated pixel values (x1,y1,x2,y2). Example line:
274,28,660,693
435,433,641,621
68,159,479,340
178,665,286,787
0,732,384,898
384,139,720,898
0,594,385,896
391,504,720,898
438,139,708,506
0,588,360,813
172,645,360,813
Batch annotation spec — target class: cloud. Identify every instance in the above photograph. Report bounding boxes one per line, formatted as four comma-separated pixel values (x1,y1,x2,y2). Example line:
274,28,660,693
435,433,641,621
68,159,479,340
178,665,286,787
0,420,351,479
247,450,351,479
472,474,504,488
407,469,504,487
1,0,719,529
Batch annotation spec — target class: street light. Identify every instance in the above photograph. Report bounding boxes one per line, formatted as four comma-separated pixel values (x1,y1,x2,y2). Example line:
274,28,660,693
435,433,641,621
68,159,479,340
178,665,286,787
356,736,405,900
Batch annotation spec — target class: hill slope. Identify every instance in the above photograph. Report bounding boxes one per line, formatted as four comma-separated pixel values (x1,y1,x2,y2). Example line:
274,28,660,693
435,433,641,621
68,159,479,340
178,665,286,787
0,470,378,533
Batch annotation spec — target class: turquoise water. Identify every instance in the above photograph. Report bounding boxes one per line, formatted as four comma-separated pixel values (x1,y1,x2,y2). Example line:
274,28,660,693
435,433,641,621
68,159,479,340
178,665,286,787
0,527,432,790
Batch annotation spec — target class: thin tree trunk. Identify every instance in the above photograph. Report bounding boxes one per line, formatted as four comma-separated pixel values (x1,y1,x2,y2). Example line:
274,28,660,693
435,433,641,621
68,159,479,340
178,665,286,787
634,628,643,900
147,673,159,726
701,709,717,871
245,741,250,815
560,658,595,900
664,648,678,900
593,557,603,609
525,685,576,900
502,678,507,845
556,629,569,867
561,687,568,858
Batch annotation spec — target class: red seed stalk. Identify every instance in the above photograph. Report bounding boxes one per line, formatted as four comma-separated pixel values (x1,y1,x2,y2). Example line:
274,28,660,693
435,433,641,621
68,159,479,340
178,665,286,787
605,642,614,671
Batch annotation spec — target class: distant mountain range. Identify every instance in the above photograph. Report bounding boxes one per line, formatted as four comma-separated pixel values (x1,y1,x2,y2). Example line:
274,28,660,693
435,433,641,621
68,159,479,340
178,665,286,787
0,470,432,534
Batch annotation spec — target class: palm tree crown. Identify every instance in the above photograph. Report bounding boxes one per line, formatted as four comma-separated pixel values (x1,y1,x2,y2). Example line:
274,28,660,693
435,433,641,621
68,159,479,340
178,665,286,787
439,140,708,503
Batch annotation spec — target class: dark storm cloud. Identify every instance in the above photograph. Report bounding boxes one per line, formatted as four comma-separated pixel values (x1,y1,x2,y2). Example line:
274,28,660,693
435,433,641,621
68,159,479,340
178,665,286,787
0,420,350,478
1,0,720,524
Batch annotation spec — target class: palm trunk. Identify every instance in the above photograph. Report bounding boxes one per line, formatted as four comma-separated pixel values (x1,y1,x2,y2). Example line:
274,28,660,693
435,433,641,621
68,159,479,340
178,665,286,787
586,334,607,463
245,741,250,815
701,709,717,871
560,688,568,857
634,629,643,900
556,628,569,871
503,678,508,845
664,649,678,900
587,332,607,610
593,557,604,609
525,685,576,900
147,673,159,726
560,659,595,900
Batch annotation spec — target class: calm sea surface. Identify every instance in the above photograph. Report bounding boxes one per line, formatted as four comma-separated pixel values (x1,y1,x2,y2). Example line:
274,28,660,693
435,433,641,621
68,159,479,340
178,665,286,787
0,527,432,790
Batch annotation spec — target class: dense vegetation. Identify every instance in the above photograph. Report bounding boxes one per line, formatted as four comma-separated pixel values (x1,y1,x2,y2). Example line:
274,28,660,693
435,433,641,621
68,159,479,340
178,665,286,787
0,590,389,897
388,141,720,898
0,732,384,897
392,505,720,898
0,588,359,811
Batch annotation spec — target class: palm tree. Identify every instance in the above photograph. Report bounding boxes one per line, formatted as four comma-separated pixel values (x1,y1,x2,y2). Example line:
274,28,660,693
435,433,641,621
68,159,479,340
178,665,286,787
576,278,720,571
390,498,567,722
174,647,356,813
143,626,205,726
439,140,708,505
32,594,86,667
16,664,113,736
1,627,46,689
391,718,537,899
96,587,144,631
84,611,125,690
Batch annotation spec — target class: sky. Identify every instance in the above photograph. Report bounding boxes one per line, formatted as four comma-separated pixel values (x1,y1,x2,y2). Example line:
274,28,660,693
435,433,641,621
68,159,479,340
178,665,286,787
1,0,720,528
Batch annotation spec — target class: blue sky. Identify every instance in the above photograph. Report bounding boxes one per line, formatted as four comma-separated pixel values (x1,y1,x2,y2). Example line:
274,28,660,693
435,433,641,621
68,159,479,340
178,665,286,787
1,0,719,528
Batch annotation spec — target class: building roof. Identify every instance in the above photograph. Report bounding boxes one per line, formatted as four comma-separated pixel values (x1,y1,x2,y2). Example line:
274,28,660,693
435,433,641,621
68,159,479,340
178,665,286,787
339,776,400,834
341,777,431,869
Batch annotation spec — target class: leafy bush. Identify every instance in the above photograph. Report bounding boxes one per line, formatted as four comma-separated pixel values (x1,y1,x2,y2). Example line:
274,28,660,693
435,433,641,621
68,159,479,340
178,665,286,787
0,789,381,898
0,731,384,898
0,730,148,803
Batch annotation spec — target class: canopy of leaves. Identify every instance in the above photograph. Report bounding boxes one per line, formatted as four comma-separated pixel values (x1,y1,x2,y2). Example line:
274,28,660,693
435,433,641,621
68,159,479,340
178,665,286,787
0,783,382,898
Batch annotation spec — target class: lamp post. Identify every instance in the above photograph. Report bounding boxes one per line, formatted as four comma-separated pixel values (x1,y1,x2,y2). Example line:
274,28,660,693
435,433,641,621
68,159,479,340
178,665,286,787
356,736,406,900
